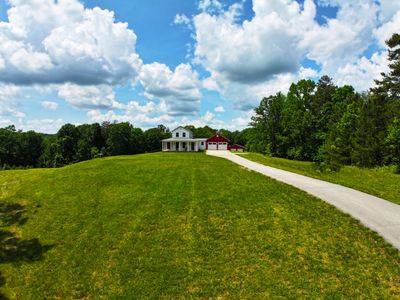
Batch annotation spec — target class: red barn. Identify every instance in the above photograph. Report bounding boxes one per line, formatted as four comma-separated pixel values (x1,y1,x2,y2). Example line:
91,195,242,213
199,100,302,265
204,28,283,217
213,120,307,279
206,134,230,150
229,144,245,152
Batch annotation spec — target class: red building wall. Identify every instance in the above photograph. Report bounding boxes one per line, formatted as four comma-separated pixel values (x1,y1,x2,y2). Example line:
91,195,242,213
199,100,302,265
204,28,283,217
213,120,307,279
206,134,230,150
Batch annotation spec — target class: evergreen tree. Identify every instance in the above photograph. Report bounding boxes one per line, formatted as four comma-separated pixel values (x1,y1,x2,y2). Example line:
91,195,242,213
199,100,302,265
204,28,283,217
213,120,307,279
385,117,400,173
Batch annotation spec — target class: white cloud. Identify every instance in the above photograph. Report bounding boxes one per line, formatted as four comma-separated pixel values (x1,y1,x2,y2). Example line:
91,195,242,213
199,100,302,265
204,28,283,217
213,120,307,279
17,118,64,134
193,1,306,85
334,51,389,91
174,14,192,29
183,110,251,131
0,0,142,85
198,0,224,14
87,101,174,129
139,63,201,116
192,0,396,110
0,84,25,118
374,11,400,47
41,101,58,110
58,84,122,109
377,0,400,22
214,106,225,113
301,1,378,74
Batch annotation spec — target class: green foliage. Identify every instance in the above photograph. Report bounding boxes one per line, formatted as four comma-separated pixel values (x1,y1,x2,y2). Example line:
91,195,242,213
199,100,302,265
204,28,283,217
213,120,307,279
386,117,400,173
106,122,134,155
143,125,170,152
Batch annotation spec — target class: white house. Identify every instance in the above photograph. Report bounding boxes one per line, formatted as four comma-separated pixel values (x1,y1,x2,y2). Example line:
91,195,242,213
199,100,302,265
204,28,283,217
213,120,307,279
162,126,207,152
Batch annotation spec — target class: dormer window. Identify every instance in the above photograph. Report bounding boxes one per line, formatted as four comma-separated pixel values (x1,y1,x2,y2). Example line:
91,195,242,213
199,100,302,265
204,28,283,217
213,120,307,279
176,132,179,138
183,132,186,138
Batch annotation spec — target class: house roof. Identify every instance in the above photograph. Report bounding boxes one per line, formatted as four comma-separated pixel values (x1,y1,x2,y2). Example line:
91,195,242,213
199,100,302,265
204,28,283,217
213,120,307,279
230,144,245,148
162,138,206,142
206,134,230,143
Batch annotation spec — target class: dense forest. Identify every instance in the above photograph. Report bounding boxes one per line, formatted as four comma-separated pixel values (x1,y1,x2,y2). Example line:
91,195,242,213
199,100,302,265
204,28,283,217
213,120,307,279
246,33,400,172
0,33,399,172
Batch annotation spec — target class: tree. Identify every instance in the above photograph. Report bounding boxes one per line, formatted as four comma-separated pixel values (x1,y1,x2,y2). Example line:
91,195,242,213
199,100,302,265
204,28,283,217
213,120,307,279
57,124,79,163
322,101,361,170
373,33,400,101
17,131,44,167
385,117,400,173
282,80,316,160
0,126,18,168
143,125,170,152
251,93,285,155
131,127,145,154
106,123,133,156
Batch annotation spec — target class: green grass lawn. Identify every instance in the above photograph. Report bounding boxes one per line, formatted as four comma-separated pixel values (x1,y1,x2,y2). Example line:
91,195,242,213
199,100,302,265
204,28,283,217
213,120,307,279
0,153,399,298
240,152,400,205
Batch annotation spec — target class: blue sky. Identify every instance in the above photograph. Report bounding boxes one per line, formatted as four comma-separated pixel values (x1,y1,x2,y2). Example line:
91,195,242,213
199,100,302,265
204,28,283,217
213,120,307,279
0,0,398,133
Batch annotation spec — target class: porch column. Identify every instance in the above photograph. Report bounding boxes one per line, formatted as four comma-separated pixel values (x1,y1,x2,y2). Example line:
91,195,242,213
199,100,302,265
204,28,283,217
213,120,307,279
195,142,199,152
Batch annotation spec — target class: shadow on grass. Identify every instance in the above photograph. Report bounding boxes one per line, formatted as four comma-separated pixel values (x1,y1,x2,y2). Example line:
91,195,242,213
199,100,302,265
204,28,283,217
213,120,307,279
0,203,54,299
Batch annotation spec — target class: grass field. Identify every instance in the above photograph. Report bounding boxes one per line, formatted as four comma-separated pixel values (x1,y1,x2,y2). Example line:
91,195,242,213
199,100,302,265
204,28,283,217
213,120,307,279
0,153,399,298
240,153,400,205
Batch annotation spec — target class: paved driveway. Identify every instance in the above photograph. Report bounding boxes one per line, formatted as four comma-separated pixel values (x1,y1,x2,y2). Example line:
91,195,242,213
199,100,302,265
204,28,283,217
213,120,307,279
207,150,400,250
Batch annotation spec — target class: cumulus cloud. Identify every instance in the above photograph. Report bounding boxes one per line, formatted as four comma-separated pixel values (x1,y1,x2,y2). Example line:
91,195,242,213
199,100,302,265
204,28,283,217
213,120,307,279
214,106,225,113
300,1,378,74
58,84,122,110
0,84,25,118
17,118,64,134
198,0,224,14
193,1,306,85
0,0,142,86
183,110,252,131
334,51,389,91
87,100,174,128
374,11,400,47
41,101,58,110
191,0,397,110
174,14,192,29
139,63,201,116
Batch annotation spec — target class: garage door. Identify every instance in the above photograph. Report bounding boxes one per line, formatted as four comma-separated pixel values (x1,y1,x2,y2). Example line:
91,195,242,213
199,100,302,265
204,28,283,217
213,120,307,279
208,142,217,150
218,142,228,150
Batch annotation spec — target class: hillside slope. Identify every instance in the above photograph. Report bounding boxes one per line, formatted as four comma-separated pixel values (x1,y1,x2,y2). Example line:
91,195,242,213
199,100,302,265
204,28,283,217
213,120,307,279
0,153,399,298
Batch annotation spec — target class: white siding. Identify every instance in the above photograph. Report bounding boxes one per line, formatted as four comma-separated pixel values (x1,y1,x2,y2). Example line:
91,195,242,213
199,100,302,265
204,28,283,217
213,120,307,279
171,127,193,139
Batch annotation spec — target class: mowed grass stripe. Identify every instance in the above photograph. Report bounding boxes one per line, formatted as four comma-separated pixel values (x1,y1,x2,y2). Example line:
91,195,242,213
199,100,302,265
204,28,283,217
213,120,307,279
0,153,399,299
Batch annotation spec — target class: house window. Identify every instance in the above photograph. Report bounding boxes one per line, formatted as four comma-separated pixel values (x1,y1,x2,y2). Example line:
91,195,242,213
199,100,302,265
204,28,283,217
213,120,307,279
176,132,179,138
183,132,186,138
201,142,204,146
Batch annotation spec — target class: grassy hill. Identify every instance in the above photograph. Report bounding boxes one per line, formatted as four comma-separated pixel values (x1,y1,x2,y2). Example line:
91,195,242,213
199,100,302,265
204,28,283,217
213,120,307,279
0,153,399,298
239,153,400,205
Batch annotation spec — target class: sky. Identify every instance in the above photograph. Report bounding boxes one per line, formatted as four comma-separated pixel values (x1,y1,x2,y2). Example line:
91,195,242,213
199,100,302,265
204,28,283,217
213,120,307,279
0,0,399,133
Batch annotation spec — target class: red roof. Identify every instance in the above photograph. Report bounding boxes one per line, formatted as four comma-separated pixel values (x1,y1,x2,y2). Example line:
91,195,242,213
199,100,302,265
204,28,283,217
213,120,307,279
230,144,245,149
206,134,230,143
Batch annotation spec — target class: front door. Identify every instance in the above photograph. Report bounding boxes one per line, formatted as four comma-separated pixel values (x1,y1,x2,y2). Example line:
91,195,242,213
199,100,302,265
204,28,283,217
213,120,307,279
191,142,195,151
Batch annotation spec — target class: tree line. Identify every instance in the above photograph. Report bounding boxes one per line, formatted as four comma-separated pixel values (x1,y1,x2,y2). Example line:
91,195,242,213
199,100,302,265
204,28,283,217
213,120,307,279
0,122,247,169
247,33,400,172
0,123,171,169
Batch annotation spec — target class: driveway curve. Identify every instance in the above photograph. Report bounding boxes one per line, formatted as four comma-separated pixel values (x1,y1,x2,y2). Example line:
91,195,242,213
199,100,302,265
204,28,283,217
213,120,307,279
207,150,400,250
